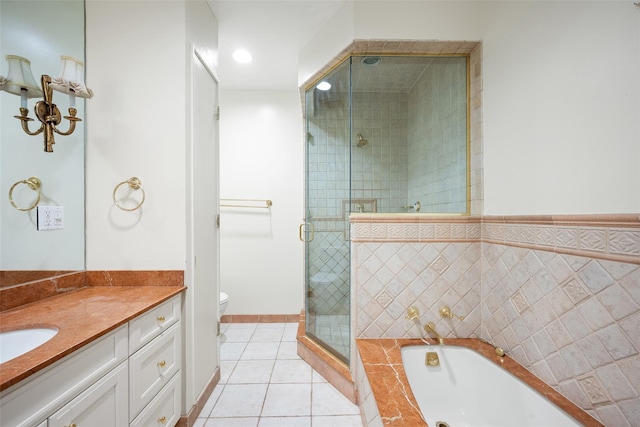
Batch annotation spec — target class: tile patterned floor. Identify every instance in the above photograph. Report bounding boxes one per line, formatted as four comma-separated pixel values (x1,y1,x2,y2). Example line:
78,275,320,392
194,322,363,427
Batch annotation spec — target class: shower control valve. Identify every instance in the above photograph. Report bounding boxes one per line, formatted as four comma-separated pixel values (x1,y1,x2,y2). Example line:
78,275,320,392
406,306,420,320
439,305,465,320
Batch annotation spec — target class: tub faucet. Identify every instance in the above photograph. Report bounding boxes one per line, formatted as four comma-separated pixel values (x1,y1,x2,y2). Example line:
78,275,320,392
424,322,444,345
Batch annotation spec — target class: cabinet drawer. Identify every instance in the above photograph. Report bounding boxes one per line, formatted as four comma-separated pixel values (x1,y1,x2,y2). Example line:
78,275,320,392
48,361,128,427
129,322,181,421
0,325,128,427
129,295,181,354
130,371,181,427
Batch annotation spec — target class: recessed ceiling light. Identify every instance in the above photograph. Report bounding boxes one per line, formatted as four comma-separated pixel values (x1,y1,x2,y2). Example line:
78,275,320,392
317,81,331,91
232,49,252,64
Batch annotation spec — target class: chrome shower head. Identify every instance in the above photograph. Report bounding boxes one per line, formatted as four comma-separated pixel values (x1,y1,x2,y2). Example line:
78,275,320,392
356,133,368,148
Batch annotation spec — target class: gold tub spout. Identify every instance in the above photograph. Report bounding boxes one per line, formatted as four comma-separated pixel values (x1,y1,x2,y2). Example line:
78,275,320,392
424,322,444,345
426,351,440,366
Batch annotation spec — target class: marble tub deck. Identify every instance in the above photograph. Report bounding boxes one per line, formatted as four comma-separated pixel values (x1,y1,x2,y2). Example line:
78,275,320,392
356,338,604,427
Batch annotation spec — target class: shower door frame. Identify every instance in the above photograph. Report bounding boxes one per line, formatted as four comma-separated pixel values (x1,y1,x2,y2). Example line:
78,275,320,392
303,58,353,365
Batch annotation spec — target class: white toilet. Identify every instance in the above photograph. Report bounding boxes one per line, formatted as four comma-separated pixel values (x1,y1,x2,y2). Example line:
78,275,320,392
310,271,339,287
220,292,229,315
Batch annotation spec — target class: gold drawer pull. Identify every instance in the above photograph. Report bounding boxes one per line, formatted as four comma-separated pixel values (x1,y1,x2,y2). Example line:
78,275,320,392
157,316,165,323
157,360,166,368
157,416,167,424
67,424,77,427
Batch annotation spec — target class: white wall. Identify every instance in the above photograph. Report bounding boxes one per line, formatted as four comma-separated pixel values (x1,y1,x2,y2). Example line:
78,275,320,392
86,0,219,416
300,1,640,215
482,1,640,214
86,1,188,270
299,1,482,87
219,90,304,315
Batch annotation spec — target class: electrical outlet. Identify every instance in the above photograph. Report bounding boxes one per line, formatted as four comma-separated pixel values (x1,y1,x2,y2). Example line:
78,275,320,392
37,206,64,231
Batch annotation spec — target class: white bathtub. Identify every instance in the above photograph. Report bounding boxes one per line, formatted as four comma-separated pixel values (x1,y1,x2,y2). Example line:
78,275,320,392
401,345,582,427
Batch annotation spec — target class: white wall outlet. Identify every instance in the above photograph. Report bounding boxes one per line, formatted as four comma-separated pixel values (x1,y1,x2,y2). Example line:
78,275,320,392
37,206,64,231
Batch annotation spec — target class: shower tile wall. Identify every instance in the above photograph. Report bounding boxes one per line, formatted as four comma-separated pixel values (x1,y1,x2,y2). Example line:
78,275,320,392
408,57,468,213
307,88,351,324
351,91,408,213
481,243,639,426
352,216,640,426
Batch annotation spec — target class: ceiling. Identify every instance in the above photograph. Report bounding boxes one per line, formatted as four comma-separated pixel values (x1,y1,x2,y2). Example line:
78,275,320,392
208,0,346,91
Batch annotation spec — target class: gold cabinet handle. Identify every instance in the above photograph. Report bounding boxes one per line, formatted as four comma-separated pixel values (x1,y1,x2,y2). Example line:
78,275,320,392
157,316,165,323
157,416,167,424
66,424,77,427
157,360,166,368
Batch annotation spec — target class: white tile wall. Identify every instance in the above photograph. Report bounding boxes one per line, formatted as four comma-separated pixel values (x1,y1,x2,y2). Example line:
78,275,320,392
353,218,640,426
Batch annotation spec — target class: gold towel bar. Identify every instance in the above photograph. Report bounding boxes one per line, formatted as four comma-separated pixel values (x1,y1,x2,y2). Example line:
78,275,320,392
220,198,272,209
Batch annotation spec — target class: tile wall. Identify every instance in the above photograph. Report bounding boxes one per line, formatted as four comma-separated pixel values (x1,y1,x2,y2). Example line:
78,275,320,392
408,57,468,213
351,214,639,426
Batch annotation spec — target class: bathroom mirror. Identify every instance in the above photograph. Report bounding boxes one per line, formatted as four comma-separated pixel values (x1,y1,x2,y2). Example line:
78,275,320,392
0,0,86,287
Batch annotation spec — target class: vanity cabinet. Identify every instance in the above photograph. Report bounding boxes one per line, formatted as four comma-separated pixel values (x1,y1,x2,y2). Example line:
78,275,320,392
0,324,128,427
0,294,182,427
129,297,182,426
48,362,129,426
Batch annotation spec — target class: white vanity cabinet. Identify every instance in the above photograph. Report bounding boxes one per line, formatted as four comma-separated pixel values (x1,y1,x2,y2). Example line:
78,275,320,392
48,362,129,426
0,294,183,427
0,324,128,427
128,297,182,426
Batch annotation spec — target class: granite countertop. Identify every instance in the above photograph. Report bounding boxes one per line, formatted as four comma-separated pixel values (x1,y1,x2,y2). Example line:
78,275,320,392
0,286,185,392
356,338,604,427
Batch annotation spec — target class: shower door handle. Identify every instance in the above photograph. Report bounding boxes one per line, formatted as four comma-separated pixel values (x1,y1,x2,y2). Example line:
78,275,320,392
299,222,314,242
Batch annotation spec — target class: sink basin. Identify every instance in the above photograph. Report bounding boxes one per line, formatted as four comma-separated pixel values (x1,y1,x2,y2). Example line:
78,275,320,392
0,327,59,364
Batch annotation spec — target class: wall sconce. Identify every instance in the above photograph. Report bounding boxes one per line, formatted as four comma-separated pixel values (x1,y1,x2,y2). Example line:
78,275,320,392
0,55,93,152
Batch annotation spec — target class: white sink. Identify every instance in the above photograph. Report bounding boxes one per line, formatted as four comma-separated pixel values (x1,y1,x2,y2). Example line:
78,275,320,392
0,327,59,364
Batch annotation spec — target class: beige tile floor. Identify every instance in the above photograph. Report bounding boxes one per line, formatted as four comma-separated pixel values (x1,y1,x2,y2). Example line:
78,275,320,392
194,322,363,427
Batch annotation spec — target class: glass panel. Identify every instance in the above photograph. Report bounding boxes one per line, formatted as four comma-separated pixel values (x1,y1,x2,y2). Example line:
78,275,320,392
351,55,468,213
303,54,469,364
304,59,351,363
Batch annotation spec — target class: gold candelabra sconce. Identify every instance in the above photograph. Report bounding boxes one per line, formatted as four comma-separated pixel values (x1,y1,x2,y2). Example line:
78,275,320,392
0,55,93,152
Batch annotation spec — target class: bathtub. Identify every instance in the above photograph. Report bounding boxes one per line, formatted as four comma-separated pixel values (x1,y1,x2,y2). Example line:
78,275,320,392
401,345,582,427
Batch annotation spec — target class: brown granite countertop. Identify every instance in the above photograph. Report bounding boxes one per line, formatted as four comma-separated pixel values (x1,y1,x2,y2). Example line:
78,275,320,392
356,338,604,427
0,286,185,392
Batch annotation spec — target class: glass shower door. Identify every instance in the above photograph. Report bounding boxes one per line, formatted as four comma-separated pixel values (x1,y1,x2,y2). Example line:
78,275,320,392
303,60,351,363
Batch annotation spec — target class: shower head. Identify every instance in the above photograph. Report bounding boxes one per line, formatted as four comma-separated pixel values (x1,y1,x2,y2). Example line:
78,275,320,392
356,133,368,148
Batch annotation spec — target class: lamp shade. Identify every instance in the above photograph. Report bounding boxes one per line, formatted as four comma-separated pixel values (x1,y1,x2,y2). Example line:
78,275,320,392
2,55,43,98
50,55,93,99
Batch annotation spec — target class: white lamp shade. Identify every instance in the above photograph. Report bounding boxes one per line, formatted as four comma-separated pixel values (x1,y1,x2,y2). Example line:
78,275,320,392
2,55,43,98
50,55,93,99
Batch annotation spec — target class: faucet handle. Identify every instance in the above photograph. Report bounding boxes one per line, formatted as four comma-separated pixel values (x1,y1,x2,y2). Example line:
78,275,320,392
406,306,420,320
439,305,465,320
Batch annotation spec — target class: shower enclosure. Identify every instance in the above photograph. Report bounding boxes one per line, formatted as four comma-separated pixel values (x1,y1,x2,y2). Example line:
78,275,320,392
303,55,469,363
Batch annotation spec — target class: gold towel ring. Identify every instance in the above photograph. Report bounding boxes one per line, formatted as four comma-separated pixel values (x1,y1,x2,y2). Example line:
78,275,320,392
9,177,42,211
113,177,145,211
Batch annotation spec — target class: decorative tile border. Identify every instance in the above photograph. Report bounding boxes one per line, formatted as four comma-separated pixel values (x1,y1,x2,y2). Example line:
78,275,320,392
351,214,640,265
483,215,640,265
